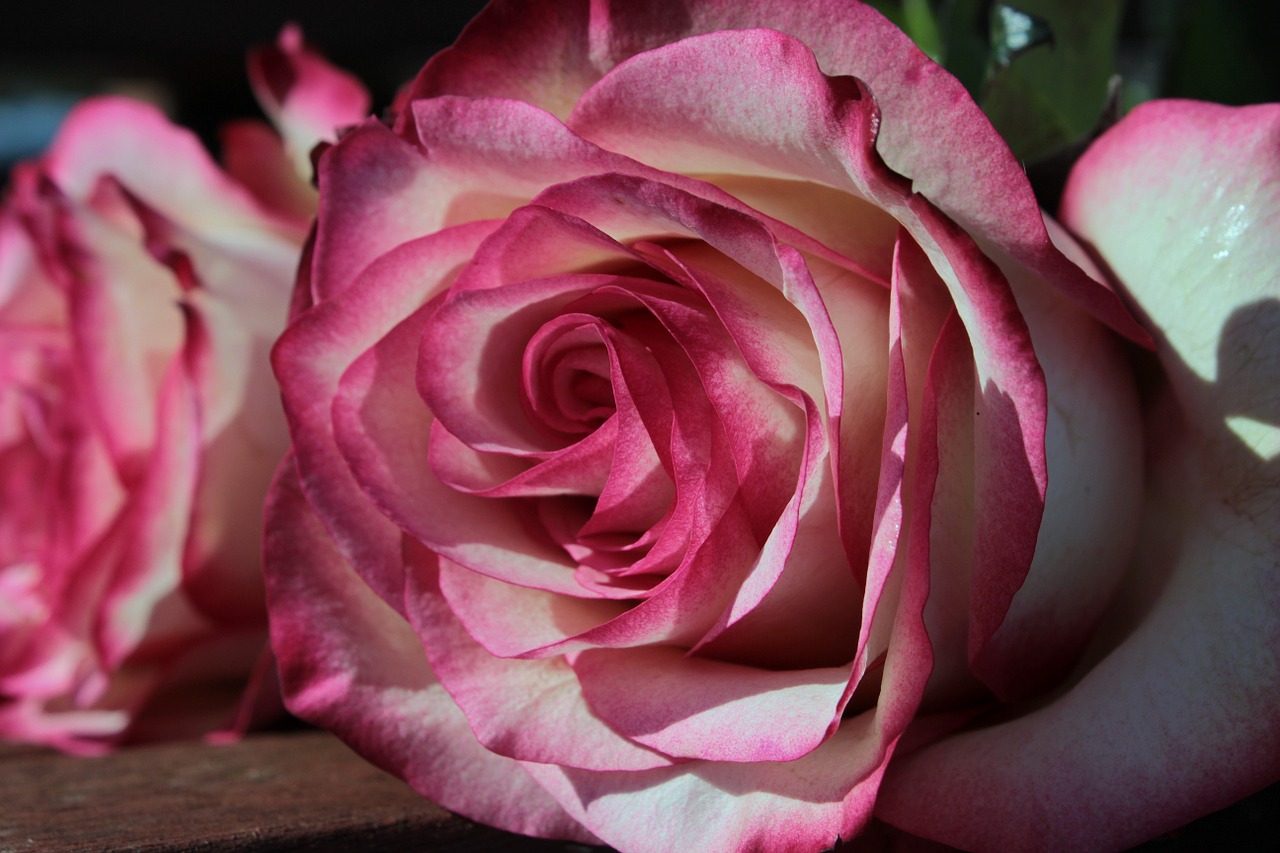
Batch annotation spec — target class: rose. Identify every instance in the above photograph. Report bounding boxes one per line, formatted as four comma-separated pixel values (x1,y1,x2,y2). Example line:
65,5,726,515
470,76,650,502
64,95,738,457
873,99,1280,850
0,98,301,753
0,30,367,754
0,99,297,753
262,2,1276,851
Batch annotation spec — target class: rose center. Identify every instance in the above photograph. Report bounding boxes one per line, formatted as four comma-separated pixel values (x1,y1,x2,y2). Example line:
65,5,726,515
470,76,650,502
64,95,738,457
520,314,617,438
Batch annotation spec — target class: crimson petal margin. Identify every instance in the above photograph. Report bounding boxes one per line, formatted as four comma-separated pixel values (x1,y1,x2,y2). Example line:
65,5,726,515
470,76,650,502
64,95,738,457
414,0,1147,341
263,462,598,844
272,222,498,611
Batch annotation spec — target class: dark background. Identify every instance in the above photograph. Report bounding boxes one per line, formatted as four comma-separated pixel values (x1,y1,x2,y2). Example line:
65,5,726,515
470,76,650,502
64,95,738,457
0,1,488,172
3,0,1280,175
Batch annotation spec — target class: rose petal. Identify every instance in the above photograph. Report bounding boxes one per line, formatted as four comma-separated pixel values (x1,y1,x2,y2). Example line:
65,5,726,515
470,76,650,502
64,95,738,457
264,461,596,843
247,24,370,181
970,222,1144,699
419,1,1145,341
573,645,850,763
0,205,65,325
44,97,299,242
59,180,186,470
273,221,497,610
434,487,756,659
220,120,318,222
1061,100,1280,465
873,98,1279,852
523,147,1050,669
405,554,675,772
875,402,1280,851
524,310,950,852
904,204,1048,699
334,288,585,597
95,352,204,668
308,119,446,302
403,2,601,122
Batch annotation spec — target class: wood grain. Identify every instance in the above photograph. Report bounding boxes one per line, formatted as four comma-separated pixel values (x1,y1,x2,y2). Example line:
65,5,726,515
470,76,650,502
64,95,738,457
0,730,590,852
1,729,1275,851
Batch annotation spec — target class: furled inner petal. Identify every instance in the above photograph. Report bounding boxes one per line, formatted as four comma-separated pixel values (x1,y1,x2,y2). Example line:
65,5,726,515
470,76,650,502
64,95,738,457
436,488,758,660
522,315,617,437
553,29,1055,674
333,307,586,598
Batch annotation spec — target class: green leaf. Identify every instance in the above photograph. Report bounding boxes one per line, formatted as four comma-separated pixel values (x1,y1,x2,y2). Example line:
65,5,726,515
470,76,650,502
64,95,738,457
860,0,907,29
934,0,990,97
902,0,945,61
979,0,1122,163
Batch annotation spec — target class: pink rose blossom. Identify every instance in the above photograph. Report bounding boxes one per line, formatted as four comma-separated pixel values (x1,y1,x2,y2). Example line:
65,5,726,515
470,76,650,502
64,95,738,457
0,29,368,754
875,98,1280,852
262,2,1278,850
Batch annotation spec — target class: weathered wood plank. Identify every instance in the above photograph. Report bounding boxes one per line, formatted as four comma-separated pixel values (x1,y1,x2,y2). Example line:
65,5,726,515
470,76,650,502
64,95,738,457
0,730,587,852
2,729,1275,851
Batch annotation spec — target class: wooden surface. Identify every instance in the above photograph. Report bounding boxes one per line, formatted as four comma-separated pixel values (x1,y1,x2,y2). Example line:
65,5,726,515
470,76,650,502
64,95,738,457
2,728,1276,851
0,730,589,852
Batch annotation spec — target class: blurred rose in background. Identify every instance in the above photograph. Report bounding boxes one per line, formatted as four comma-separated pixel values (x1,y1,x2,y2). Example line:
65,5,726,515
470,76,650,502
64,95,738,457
0,26,366,753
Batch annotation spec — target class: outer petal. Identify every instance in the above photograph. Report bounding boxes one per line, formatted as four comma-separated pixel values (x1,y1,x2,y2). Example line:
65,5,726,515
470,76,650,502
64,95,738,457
1061,100,1280,464
221,119,318,222
876,395,1280,852
876,100,1280,852
307,120,443,303
95,355,204,668
405,557,676,772
413,0,1147,342
272,221,497,612
573,646,850,763
263,461,597,844
178,299,286,625
402,1,600,121
54,178,186,471
971,220,1143,698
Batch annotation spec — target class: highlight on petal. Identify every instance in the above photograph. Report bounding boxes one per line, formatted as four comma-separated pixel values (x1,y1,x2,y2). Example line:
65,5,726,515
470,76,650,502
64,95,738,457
1062,100,1280,464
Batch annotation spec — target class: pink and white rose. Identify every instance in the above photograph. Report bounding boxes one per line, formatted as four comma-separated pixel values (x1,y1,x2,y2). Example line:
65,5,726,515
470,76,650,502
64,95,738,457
262,2,1278,850
0,30,368,754
875,97,1280,851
